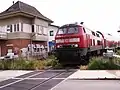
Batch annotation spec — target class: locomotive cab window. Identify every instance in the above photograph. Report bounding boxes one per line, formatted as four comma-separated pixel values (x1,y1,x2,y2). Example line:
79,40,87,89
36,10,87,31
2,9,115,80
57,27,78,34
92,31,95,36
58,28,67,34
83,28,86,33
68,27,78,34
96,33,100,37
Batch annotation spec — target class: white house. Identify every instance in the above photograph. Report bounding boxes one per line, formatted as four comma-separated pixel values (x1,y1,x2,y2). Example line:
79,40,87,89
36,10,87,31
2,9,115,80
47,24,59,52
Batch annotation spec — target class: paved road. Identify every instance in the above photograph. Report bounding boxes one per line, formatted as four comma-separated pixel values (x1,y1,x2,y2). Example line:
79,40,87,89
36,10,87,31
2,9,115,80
0,70,76,90
52,80,120,90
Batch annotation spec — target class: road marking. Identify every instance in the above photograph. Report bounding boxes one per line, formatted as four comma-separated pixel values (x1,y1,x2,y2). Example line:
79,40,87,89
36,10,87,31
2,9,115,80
30,72,65,90
0,70,47,89
13,77,66,80
13,78,49,80
50,70,78,90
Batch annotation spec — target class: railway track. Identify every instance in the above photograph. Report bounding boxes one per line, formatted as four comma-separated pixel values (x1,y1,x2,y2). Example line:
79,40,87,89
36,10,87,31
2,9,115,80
0,68,77,90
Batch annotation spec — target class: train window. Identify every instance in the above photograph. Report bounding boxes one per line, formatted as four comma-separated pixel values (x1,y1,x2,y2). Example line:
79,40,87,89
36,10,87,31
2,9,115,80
83,28,86,33
93,39,95,46
57,28,67,34
96,33,100,37
90,39,92,46
92,31,95,36
68,27,78,34
97,40,101,45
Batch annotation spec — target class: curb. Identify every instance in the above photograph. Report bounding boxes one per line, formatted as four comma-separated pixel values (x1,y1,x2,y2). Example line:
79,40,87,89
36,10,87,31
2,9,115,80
69,78,120,80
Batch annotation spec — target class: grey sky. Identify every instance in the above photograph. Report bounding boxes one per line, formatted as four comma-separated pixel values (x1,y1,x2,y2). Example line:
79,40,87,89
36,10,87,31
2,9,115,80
0,0,120,37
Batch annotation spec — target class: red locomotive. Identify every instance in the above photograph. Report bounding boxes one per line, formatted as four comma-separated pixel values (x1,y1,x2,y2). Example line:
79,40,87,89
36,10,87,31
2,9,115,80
55,22,119,65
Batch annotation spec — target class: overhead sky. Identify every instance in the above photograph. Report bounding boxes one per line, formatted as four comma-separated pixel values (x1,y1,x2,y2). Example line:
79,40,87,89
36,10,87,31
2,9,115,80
0,0,120,37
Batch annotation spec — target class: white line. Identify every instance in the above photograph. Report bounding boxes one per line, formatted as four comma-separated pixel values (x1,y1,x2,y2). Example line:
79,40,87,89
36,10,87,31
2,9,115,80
30,72,66,90
13,78,49,80
0,70,47,89
14,77,66,80
47,70,68,72
53,78,66,79
47,69,78,72
0,78,25,89
50,70,78,90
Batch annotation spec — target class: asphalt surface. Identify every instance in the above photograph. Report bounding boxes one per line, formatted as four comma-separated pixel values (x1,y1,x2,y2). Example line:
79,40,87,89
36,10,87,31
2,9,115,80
0,70,76,90
52,80,120,90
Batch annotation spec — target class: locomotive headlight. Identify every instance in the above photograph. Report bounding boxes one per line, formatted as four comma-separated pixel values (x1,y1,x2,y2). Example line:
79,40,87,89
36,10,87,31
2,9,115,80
56,39,64,43
69,38,80,42
57,45,60,48
57,45,62,48
74,44,78,47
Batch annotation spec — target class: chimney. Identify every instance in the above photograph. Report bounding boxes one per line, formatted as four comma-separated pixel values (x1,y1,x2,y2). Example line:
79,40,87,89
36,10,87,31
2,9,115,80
80,22,84,25
13,1,15,4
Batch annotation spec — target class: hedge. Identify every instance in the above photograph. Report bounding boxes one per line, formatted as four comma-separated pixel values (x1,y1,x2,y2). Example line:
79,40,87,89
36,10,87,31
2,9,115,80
0,56,61,70
87,57,120,70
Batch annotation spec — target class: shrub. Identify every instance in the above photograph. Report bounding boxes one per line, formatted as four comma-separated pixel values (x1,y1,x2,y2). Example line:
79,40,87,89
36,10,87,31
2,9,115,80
88,57,120,70
116,50,120,55
0,56,61,70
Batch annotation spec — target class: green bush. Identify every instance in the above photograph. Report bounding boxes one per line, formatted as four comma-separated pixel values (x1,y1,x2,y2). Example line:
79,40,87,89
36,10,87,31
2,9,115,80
116,50,120,55
88,57,120,70
44,59,63,69
0,56,60,70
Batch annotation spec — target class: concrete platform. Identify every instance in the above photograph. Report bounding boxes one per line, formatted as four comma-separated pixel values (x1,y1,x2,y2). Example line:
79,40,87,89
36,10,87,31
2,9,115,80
68,70,120,80
0,70,32,82
51,80,120,90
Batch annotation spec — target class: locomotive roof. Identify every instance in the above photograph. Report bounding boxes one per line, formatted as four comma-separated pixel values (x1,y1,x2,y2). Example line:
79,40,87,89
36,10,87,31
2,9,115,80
59,24,81,28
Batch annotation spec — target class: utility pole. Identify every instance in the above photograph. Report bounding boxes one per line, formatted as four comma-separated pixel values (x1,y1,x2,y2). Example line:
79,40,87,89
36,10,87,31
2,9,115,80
30,33,36,57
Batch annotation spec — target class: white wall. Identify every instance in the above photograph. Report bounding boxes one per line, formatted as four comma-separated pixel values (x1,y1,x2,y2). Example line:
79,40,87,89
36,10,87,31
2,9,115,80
47,25,59,52
48,25,58,41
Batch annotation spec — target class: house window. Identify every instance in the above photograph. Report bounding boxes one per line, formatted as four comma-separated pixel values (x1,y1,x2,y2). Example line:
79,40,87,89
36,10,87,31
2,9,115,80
39,26,42,34
36,25,43,34
17,24,19,31
43,27,47,35
10,25,12,32
7,25,12,32
36,25,39,33
50,31,54,36
14,24,16,32
7,25,10,31
40,26,43,34
32,25,34,32
21,23,23,31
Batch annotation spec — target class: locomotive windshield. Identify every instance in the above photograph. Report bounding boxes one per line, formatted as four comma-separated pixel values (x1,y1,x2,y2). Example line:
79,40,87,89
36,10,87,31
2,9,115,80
57,27,79,34
57,28,67,34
